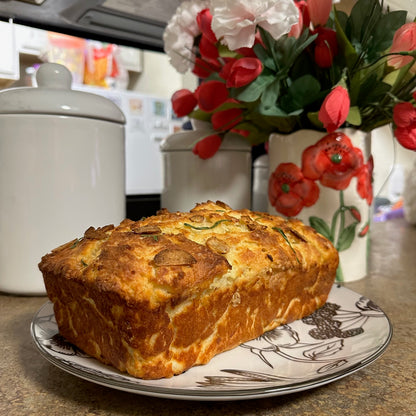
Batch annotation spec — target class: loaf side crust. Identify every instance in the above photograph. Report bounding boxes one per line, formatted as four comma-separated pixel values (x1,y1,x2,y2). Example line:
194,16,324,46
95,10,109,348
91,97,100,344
39,201,338,379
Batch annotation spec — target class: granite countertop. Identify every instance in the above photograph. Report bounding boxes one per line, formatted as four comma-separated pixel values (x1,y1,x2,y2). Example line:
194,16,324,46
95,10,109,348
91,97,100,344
1,217,415,416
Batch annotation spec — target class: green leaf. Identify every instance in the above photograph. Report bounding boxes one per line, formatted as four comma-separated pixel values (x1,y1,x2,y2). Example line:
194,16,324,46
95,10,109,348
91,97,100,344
337,223,358,251
233,71,275,102
309,217,332,241
259,79,280,112
348,0,382,44
369,11,407,58
346,106,362,126
281,75,321,112
334,9,358,70
253,43,277,71
306,111,324,130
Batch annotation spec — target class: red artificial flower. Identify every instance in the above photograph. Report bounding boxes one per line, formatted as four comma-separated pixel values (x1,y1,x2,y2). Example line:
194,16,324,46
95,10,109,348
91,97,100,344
197,9,217,44
393,102,416,150
192,56,221,78
199,34,219,61
171,89,197,117
289,1,304,38
318,86,350,132
356,156,374,205
211,107,244,131
388,22,416,73
307,0,332,27
225,57,263,88
268,162,320,217
313,27,338,68
192,134,222,159
219,58,238,81
302,132,364,191
196,80,229,112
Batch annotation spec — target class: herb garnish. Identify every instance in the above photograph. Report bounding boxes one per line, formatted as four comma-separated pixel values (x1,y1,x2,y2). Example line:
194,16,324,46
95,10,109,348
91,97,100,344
70,238,82,249
184,219,230,230
273,227,301,264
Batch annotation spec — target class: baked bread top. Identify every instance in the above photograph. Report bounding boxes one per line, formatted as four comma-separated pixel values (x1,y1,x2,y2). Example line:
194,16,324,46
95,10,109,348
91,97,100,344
39,201,337,308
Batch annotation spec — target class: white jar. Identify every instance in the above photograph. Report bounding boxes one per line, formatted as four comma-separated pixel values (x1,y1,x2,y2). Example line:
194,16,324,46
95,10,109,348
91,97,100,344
160,128,252,212
0,63,126,295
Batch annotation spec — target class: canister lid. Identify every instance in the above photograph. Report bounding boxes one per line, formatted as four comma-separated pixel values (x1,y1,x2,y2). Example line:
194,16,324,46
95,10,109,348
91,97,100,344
0,63,125,124
160,122,251,152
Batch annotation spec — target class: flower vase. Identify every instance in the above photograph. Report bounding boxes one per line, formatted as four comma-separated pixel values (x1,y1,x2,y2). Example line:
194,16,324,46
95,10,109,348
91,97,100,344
160,129,252,212
268,129,373,282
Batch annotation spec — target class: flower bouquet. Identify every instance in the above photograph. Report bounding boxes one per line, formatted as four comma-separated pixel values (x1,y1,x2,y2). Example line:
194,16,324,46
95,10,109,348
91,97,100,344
164,0,416,158
163,0,416,281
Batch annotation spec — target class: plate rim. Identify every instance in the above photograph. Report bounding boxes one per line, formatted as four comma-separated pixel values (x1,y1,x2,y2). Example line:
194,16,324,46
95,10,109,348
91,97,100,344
30,285,393,401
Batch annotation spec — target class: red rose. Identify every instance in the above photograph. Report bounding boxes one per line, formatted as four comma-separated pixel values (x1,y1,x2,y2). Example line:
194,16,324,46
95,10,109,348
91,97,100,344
225,57,263,88
171,89,197,117
196,80,229,112
211,107,243,131
268,163,320,217
318,86,350,132
192,134,222,159
302,132,364,191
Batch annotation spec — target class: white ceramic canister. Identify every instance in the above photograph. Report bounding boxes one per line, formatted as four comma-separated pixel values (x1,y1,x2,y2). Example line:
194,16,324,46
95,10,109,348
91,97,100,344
160,127,252,212
0,63,126,295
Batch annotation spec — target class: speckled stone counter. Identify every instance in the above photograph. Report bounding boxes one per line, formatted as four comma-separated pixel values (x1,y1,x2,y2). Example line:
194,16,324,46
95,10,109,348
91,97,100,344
1,217,415,416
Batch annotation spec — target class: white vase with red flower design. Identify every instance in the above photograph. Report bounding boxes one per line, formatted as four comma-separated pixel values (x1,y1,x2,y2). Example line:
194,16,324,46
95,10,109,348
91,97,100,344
268,128,373,282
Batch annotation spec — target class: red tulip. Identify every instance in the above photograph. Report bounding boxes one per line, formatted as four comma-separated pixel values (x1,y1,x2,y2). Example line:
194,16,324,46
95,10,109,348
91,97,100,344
199,34,219,61
196,80,229,112
393,102,416,150
192,56,221,78
393,102,416,127
171,89,197,117
313,27,338,68
307,0,332,27
318,86,350,132
388,22,416,73
225,57,263,88
192,134,222,159
211,107,243,131
197,9,217,44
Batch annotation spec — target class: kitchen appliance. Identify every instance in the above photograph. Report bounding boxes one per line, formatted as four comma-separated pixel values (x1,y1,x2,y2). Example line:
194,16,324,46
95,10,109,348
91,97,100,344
73,84,178,218
0,63,126,295
0,0,413,52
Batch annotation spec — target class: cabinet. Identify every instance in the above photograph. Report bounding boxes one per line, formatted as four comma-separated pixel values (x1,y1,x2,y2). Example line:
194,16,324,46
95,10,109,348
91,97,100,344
0,20,19,81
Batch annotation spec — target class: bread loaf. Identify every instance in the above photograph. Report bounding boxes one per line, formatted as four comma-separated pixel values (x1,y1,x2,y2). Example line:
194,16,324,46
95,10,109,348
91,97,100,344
39,201,338,379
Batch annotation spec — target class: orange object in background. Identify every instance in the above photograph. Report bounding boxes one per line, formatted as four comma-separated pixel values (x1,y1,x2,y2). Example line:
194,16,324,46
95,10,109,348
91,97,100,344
47,32,86,84
84,42,120,88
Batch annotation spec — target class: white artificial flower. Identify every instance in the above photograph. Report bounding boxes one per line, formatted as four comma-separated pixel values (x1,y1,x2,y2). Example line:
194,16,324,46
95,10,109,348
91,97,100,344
211,0,299,50
163,0,211,73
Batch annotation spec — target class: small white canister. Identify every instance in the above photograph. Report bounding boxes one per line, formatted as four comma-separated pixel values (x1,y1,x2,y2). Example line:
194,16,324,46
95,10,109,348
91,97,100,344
0,63,126,295
160,127,252,212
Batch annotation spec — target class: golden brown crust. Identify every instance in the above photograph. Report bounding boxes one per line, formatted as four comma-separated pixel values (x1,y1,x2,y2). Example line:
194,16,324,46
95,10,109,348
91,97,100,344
39,200,338,379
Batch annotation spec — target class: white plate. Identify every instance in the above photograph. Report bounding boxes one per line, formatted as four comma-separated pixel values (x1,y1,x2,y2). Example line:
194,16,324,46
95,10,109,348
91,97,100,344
30,284,392,401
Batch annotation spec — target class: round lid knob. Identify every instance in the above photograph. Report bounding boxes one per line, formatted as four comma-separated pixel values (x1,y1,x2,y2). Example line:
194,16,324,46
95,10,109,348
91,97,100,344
0,63,125,124
36,63,72,89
